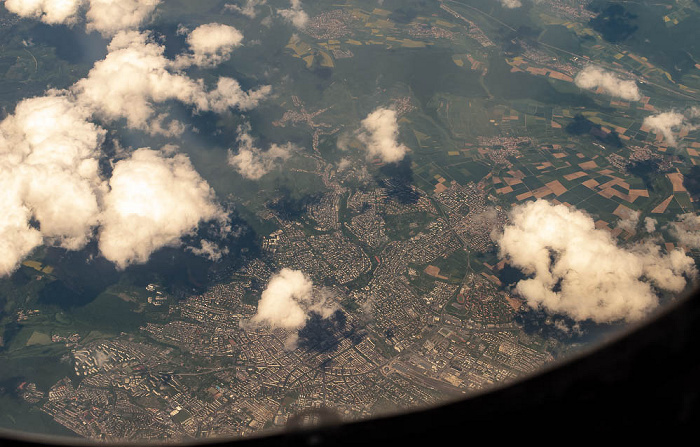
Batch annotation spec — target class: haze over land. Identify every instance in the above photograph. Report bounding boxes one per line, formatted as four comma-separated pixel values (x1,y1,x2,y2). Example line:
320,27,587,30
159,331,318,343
0,0,698,441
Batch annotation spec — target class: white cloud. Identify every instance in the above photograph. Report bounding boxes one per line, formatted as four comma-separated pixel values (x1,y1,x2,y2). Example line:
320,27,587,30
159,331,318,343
4,0,82,24
499,0,522,8
225,0,266,18
574,65,641,101
3,0,161,36
174,23,244,68
71,30,194,135
278,0,308,29
85,0,160,37
203,77,272,114
147,113,187,137
0,93,106,276
227,123,293,179
0,6,269,278
98,148,227,269
643,108,700,147
670,213,700,249
644,217,657,233
496,200,696,323
248,269,337,338
71,30,271,135
0,184,43,277
617,209,640,233
337,158,351,171
187,239,229,262
0,18,271,276
250,268,313,329
356,107,408,163
643,112,684,146
1,13,268,134
0,93,228,276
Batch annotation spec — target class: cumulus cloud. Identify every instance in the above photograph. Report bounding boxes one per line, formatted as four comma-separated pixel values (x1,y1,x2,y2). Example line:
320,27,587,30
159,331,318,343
0,92,228,276
337,158,351,171
174,23,244,68
98,148,227,269
278,0,308,29
670,213,700,249
0,2,270,278
643,108,700,147
644,112,685,146
187,239,229,262
202,77,271,114
0,185,42,277
71,30,271,136
644,217,657,233
1,25,260,139
225,0,266,18
3,0,160,36
0,18,271,276
356,107,408,163
227,123,293,179
0,93,106,276
499,0,522,8
574,65,641,102
250,269,314,329
4,0,82,24
85,0,160,37
617,209,640,233
496,200,696,323
249,268,337,335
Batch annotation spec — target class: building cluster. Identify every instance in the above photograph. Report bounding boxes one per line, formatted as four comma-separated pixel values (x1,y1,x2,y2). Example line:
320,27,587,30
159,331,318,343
536,0,597,21
305,10,356,40
606,145,668,174
476,137,532,167
408,23,455,40
19,382,44,404
437,182,509,253
346,208,389,249
439,3,494,48
306,192,342,231
308,231,371,284
34,163,555,440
